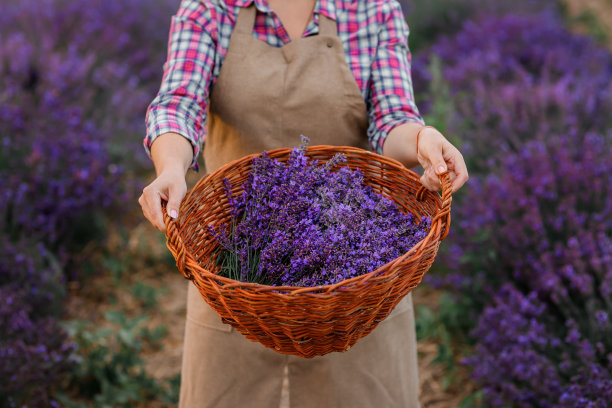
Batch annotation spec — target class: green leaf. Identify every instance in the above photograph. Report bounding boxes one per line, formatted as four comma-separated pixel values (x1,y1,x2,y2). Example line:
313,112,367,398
415,304,438,340
459,390,485,408
104,310,127,325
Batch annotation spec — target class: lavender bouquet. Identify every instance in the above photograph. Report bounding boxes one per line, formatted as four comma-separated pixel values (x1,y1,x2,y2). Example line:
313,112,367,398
208,138,431,287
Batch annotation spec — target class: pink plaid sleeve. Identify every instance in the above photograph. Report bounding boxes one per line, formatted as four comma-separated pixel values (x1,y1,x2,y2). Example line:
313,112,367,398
144,0,216,172
367,1,424,154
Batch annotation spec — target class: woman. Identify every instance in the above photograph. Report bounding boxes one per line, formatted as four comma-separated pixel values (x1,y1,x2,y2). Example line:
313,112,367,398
139,0,469,407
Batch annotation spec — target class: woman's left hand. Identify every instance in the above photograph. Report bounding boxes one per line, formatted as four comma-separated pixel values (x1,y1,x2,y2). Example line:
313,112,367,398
415,126,469,193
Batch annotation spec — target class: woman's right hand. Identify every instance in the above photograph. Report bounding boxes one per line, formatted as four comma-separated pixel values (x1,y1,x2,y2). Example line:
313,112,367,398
139,132,194,232
139,167,187,232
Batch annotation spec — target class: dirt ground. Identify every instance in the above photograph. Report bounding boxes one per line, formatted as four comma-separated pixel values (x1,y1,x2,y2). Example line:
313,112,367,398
564,0,612,46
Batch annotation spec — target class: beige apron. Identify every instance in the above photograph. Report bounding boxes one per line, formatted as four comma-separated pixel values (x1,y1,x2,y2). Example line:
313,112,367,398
179,5,420,407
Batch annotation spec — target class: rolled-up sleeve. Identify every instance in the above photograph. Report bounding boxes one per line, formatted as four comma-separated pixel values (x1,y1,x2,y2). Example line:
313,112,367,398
144,0,215,172
367,1,424,154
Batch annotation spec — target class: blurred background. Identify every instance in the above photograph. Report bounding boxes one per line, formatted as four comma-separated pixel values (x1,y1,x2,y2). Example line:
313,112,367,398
1,0,611,407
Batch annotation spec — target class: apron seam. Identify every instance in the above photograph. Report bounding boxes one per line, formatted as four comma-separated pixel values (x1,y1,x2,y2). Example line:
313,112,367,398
186,314,233,332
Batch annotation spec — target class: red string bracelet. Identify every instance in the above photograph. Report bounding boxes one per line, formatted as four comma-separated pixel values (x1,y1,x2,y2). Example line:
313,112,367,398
416,125,435,157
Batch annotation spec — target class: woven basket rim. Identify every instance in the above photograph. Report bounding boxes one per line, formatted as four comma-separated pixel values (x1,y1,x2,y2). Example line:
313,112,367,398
164,144,451,296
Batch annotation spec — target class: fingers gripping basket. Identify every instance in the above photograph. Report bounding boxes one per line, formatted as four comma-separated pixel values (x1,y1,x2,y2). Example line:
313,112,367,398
162,145,452,358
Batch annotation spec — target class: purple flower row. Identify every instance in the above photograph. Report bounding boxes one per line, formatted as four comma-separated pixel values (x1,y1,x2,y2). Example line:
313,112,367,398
0,0,177,405
0,238,76,407
417,12,612,406
413,12,612,172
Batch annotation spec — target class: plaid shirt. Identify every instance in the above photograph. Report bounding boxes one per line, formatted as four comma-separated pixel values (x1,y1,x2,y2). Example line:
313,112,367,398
145,0,424,171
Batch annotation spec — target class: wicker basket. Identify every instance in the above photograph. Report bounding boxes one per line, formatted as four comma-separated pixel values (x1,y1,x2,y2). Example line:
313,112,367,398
162,145,452,358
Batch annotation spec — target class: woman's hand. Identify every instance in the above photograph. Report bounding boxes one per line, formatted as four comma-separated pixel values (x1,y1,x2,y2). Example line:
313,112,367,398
383,123,469,193
138,168,187,232
138,132,194,232
416,126,469,193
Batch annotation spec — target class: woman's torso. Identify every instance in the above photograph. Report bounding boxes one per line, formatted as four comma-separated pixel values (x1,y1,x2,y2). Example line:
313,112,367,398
144,0,423,171
182,0,399,100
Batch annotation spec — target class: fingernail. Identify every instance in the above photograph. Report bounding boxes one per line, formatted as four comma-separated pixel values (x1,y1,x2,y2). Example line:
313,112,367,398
437,166,446,174
170,210,178,219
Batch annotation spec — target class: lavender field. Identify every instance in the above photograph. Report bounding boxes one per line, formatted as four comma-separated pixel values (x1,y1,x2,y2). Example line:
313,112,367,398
1,0,611,406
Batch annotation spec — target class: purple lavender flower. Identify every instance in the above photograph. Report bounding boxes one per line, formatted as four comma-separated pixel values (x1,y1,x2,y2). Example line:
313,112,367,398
413,13,612,173
211,141,431,287
466,285,612,407
0,0,177,405
402,0,559,55
413,12,612,407
0,237,75,407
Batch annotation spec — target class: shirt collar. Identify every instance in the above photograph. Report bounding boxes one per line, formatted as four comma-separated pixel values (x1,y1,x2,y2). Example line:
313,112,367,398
227,0,271,13
316,0,337,22
227,0,337,21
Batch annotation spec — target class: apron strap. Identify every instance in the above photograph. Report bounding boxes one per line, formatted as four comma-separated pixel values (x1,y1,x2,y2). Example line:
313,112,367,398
318,14,338,37
235,4,257,35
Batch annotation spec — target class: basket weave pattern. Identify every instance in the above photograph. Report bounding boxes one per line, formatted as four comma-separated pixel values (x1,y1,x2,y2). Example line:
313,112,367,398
163,146,452,358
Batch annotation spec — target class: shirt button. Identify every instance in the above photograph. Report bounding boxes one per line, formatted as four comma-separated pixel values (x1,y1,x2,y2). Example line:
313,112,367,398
327,40,333,48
